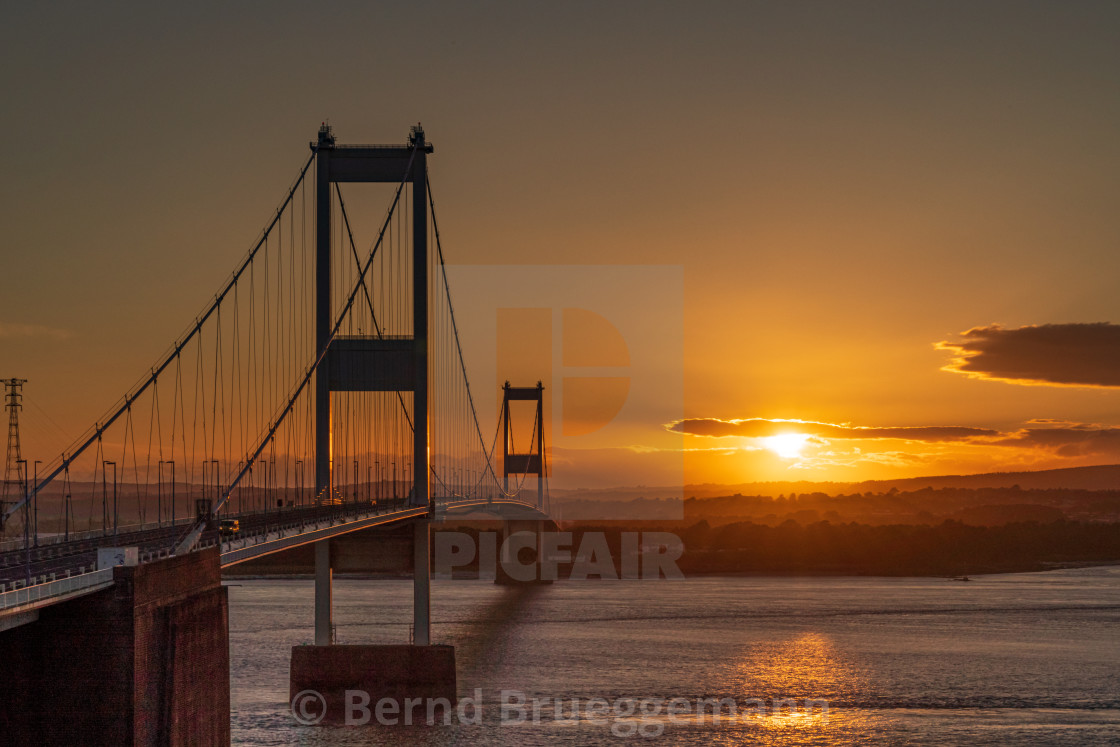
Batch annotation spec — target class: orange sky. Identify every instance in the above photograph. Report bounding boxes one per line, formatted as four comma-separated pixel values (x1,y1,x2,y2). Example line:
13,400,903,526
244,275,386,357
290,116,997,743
5,3,1120,489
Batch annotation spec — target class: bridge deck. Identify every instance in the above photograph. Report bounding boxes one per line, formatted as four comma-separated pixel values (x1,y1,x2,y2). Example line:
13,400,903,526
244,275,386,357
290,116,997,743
0,496,545,628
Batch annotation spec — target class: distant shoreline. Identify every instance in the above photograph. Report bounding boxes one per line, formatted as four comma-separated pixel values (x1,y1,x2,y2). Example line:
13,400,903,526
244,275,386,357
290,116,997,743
224,559,1120,582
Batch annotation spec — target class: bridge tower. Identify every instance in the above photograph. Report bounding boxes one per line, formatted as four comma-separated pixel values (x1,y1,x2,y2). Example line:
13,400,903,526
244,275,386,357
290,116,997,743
1,378,27,531
311,123,433,646
290,125,454,722
501,380,545,508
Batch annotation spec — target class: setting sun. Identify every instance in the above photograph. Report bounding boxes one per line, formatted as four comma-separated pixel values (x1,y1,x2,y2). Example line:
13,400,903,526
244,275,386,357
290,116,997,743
762,433,810,459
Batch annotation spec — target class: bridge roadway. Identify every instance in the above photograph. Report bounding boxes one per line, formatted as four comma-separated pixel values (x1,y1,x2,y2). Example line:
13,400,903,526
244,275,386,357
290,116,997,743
0,499,408,590
0,494,544,623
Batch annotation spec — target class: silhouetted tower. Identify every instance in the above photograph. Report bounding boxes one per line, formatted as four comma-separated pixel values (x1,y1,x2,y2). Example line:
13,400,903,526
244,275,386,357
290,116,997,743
309,123,434,646
501,381,545,508
1,378,27,530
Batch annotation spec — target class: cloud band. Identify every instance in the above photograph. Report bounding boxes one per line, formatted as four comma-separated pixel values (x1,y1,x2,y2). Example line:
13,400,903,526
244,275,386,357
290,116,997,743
937,322,1120,387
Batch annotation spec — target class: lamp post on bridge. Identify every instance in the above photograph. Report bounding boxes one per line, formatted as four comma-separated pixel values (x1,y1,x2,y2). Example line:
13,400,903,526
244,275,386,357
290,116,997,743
104,461,117,538
157,460,165,527
17,458,28,586
32,460,39,547
63,458,72,542
295,459,303,507
168,460,175,525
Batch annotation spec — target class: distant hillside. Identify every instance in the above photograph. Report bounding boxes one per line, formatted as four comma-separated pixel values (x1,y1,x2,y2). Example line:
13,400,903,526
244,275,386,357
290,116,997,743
680,464,1120,498
846,464,1120,492
548,464,1120,521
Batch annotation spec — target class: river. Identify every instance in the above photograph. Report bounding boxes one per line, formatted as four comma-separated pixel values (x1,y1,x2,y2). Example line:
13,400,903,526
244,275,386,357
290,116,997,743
229,566,1120,745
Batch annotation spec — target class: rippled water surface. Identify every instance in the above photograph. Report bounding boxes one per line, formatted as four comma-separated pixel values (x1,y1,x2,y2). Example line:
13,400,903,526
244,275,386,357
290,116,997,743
229,566,1120,745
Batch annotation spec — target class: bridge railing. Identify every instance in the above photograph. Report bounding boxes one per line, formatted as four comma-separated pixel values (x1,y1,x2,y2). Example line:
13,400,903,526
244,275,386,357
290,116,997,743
0,516,198,554
0,568,114,612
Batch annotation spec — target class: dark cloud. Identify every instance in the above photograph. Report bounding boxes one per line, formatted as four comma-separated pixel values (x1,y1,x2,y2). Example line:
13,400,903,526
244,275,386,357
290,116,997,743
937,322,1120,387
992,426,1120,457
666,418,997,442
668,416,1120,463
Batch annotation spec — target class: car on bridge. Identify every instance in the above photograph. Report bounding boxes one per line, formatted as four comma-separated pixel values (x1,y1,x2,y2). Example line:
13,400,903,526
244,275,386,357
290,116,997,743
219,519,240,537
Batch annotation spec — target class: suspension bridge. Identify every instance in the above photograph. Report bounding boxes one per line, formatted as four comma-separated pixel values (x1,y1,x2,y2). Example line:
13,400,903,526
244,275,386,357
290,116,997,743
0,125,554,743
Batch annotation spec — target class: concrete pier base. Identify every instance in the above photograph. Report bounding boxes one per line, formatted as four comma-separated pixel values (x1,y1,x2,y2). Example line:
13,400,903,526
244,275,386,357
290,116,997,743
0,547,230,745
290,644,456,725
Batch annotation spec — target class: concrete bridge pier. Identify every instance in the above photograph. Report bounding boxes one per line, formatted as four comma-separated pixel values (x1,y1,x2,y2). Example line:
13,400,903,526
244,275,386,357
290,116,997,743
413,517,430,645
289,516,456,725
314,538,332,644
0,548,230,745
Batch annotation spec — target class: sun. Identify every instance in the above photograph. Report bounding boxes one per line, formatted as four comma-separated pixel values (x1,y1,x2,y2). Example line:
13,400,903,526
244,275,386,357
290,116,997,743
762,433,810,459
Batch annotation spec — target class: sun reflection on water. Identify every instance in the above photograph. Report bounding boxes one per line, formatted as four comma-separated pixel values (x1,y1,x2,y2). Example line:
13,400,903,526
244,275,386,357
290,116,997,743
735,632,860,695
715,631,872,744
